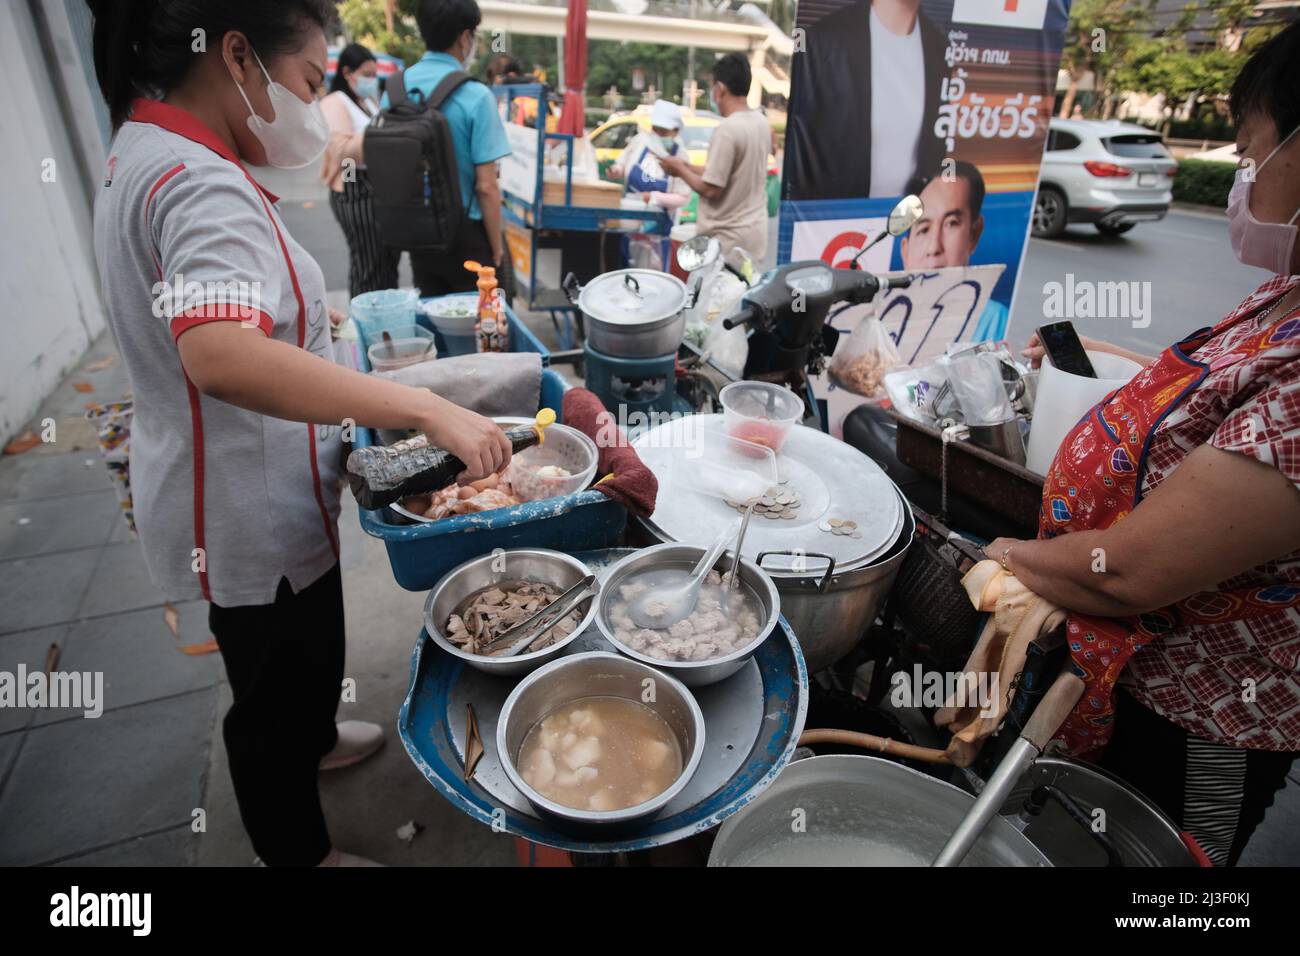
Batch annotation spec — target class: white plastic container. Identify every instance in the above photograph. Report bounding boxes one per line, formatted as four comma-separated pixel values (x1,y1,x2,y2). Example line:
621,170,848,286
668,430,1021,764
1025,350,1143,475
421,295,479,356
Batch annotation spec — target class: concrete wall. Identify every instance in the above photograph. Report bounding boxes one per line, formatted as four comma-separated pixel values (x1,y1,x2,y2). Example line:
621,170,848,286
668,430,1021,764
0,0,108,444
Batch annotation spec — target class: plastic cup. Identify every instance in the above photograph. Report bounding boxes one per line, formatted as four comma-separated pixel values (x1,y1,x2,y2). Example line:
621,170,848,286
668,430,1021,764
366,325,437,373
351,288,419,342
719,381,804,455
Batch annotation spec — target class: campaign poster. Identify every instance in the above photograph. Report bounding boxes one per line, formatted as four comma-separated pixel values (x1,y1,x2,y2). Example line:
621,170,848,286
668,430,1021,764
781,0,1073,343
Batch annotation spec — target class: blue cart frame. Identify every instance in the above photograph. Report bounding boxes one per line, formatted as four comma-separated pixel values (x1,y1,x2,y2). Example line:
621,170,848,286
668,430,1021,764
494,83,673,350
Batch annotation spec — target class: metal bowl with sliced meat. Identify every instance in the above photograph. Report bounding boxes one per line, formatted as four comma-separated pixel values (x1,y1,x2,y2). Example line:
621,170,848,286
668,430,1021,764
423,550,600,676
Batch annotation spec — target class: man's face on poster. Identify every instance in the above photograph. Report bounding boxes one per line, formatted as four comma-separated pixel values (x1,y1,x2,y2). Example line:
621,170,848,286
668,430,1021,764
900,176,984,270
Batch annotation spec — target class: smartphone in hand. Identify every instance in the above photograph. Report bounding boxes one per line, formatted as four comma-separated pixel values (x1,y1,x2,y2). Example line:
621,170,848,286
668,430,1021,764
1036,321,1097,378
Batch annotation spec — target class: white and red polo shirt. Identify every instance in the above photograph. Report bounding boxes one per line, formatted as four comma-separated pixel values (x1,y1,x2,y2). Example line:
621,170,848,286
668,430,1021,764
93,98,342,607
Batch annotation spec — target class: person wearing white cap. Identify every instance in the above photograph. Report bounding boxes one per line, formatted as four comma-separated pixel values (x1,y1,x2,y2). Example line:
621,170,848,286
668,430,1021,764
608,99,691,202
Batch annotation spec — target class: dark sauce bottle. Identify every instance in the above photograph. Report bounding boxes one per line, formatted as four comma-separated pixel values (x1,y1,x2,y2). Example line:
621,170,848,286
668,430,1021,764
346,409,556,510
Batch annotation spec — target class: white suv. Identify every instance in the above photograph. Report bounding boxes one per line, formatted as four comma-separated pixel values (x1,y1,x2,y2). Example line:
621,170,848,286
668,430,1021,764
1034,118,1178,238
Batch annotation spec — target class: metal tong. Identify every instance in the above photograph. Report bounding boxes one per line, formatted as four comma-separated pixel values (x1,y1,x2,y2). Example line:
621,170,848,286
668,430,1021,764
478,574,598,658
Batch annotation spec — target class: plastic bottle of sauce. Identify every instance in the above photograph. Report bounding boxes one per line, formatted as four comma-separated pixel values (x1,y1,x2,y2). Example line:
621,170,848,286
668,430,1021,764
464,261,506,353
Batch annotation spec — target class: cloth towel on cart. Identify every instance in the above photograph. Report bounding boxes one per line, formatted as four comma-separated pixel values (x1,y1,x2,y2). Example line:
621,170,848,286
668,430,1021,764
373,352,543,419
934,560,1067,767
561,387,658,518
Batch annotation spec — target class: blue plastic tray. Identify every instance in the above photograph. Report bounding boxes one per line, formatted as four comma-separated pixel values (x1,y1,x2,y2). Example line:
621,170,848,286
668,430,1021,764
398,548,809,853
353,296,626,592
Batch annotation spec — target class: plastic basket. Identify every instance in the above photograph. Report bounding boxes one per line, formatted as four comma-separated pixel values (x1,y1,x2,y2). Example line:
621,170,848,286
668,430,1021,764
352,303,626,592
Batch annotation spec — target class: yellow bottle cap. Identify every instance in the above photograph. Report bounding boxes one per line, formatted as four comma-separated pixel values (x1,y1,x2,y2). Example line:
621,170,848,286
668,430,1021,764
533,407,556,443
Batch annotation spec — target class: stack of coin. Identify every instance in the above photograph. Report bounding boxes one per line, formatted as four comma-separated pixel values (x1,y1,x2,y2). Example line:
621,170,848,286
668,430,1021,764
724,484,801,521
817,517,863,539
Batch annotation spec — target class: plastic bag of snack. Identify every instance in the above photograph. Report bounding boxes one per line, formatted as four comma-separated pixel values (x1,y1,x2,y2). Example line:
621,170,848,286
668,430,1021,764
828,314,901,399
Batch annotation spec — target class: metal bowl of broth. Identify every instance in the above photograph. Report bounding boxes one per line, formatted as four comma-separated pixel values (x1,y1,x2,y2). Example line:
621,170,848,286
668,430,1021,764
497,652,706,827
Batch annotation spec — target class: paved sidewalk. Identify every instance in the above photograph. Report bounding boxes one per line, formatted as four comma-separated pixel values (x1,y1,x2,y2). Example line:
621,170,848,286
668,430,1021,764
0,339,514,866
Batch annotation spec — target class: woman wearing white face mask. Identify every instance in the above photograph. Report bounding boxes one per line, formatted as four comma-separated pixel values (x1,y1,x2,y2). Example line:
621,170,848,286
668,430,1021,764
320,43,398,297
87,0,511,867
982,22,1300,866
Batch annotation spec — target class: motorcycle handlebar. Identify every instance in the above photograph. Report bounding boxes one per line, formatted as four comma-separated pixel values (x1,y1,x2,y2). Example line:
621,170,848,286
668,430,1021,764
722,305,759,331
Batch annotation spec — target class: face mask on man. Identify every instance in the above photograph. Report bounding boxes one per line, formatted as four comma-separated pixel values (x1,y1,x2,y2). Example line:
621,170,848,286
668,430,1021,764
659,135,676,153
1227,123,1300,275
231,48,329,169
353,74,380,103
460,32,477,71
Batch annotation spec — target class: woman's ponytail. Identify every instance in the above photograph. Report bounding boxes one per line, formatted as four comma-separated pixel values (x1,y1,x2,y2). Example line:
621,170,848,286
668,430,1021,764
88,0,159,129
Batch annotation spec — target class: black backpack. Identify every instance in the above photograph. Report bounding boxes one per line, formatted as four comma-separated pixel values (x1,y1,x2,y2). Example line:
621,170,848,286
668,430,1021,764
364,70,476,251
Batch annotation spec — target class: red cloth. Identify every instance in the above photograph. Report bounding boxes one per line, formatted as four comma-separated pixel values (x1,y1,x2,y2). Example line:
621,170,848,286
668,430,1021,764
561,388,658,517
555,0,587,138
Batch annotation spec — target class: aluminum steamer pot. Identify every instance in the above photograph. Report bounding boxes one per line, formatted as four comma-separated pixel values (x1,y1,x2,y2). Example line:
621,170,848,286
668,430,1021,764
756,492,914,673
633,416,915,674
708,754,1051,866
568,269,688,358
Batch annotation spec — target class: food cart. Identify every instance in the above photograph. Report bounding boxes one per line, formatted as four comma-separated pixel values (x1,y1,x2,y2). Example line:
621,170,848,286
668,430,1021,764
345,242,1198,867
493,83,673,350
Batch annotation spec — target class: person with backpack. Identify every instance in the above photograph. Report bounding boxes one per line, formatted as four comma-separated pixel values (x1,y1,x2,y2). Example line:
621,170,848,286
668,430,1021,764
320,43,398,298
376,0,509,296
86,0,512,866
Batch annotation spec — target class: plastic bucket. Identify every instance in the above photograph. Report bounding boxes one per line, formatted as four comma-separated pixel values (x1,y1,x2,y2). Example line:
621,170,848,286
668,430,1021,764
351,288,419,341
1025,350,1142,475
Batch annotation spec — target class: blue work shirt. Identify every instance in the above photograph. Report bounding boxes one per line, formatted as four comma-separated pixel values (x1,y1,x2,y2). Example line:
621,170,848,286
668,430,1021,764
382,52,511,221
972,299,1010,343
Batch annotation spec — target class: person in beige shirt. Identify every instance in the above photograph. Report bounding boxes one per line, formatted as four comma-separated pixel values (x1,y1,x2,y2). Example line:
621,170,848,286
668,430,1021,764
661,53,769,264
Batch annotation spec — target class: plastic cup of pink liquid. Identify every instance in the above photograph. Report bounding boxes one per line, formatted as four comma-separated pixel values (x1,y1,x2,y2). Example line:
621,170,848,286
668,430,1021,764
719,381,803,455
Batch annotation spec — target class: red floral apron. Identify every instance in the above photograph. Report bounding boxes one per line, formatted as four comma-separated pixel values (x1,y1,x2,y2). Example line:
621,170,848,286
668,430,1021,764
1040,316,1300,756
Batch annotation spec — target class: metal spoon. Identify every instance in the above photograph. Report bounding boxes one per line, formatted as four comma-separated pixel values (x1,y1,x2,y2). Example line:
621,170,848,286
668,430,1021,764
628,528,733,630
726,501,756,590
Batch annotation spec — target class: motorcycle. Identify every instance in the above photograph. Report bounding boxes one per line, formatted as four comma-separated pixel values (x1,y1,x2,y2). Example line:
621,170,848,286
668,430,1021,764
673,194,924,422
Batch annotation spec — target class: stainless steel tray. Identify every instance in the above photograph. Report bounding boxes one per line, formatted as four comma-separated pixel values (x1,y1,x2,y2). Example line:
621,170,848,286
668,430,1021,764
397,548,809,853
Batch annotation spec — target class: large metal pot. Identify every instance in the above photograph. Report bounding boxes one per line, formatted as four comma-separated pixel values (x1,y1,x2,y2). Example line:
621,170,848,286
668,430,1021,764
633,416,915,673
998,756,1199,866
757,494,914,673
567,269,687,358
708,754,1051,866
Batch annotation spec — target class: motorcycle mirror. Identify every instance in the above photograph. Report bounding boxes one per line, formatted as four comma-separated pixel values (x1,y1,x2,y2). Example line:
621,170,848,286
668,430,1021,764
887,194,924,236
676,235,720,273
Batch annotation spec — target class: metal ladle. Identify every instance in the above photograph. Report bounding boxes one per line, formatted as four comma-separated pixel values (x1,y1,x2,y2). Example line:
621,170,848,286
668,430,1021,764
628,527,733,630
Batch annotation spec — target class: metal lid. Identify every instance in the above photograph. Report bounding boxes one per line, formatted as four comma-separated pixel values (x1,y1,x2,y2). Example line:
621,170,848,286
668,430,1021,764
578,269,687,328
632,415,903,575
